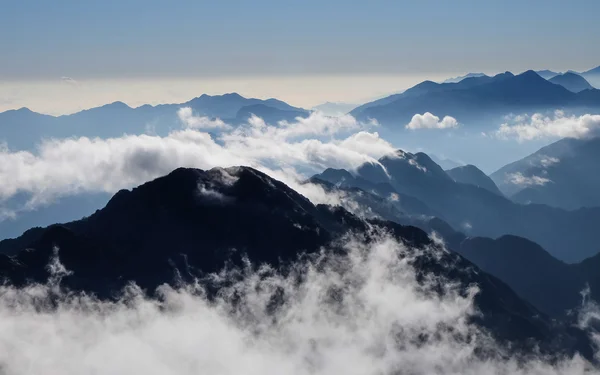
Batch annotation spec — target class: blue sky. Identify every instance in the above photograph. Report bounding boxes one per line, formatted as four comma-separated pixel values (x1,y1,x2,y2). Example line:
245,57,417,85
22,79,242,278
1,0,600,112
2,0,600,79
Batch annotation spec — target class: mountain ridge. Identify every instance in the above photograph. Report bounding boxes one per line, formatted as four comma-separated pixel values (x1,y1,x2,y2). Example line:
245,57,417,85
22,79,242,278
0,165,594,359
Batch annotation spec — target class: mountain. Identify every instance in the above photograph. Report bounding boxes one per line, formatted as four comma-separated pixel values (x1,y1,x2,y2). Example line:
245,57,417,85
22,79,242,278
234,103,308,124
430,154,463,170
457,235,584,318
319,149,600,262
442,72,487,83
0,192,111,240
0,93,309,151
454,234,600,321
549,72,594,93
491,137,600,210
310,168,437,217
0,166,594,360
446,165,503,196
351,71,600,127
536,70,560,80
312,102,357,116
580,65,600,88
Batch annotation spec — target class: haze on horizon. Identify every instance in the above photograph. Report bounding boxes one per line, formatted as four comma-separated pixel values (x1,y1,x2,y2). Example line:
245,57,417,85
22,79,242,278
1,0,600,114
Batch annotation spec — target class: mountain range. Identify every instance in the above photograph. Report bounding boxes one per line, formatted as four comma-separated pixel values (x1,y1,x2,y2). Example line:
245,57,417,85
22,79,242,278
312,102,358,116
549,72,594,92
0,93,309,151
314,149,600,263
351,70,600,127
0,166,594,360
491,137,600,210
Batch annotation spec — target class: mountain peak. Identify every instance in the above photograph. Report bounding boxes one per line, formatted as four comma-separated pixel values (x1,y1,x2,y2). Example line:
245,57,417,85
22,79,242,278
517,70,543,80
549,72,594,92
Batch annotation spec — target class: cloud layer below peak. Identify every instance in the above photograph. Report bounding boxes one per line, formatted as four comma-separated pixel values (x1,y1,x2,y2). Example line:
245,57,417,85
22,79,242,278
0,111,396,218
406,112,458,130
496,112,600,141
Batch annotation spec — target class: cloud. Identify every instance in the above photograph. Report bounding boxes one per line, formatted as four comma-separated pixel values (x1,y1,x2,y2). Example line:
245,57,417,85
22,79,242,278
496,112,600,141
406,113,458,130
177,107,229,129
506,172,551,187
0,113,394,216
60,76,78,85
539,156,560,168
0,234,595,374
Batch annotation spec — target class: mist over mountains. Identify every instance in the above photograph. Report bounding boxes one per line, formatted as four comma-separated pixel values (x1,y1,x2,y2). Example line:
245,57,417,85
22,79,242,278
2,64,600,373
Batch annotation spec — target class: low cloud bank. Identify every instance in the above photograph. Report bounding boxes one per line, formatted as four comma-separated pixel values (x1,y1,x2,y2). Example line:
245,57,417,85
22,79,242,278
0,235,596,374
496,112,600,141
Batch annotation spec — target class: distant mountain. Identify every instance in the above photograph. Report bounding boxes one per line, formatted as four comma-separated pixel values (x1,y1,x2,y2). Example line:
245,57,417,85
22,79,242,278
312,102,357,116
456,235,585,318
317,149,600,262
442,72,487,83
580,65,600,88
0,193,111,240
549,72,594,93
310,168,437,217
535,70,560,80
451,233,600,321
430,154,463,170
491,137,600,210
0,93,309,151
0,166,594,359
446,165,503,196
351,71,600,127
235,103,308,124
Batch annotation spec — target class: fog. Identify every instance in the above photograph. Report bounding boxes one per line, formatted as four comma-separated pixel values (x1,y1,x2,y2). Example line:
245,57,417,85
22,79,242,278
0,234,597,374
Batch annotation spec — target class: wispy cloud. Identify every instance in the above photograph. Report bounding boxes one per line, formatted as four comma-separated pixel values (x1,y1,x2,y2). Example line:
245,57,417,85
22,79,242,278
406,112,458,130
60,76,78,85
506,172,551,187
177,107,230,130
496,112,600,141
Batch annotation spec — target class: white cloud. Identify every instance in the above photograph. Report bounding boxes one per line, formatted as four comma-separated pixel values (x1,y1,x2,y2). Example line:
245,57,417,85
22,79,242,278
406,113,459,130
0,113,394,216
539,156,560,168
506,172,551,187
496,112,600,141
0,235,594,374
177,107,230,129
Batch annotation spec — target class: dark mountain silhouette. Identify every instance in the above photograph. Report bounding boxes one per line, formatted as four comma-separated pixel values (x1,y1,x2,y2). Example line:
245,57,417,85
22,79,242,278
351,71,600,127
549,72,594,93
320,150,600,262
0,93,309,151
0,166,594,359
446,165,503,196
536,70,560,80
491,137,600,210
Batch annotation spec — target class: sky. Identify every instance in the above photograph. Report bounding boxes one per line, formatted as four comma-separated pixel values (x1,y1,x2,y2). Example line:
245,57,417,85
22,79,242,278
1,0,600,114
